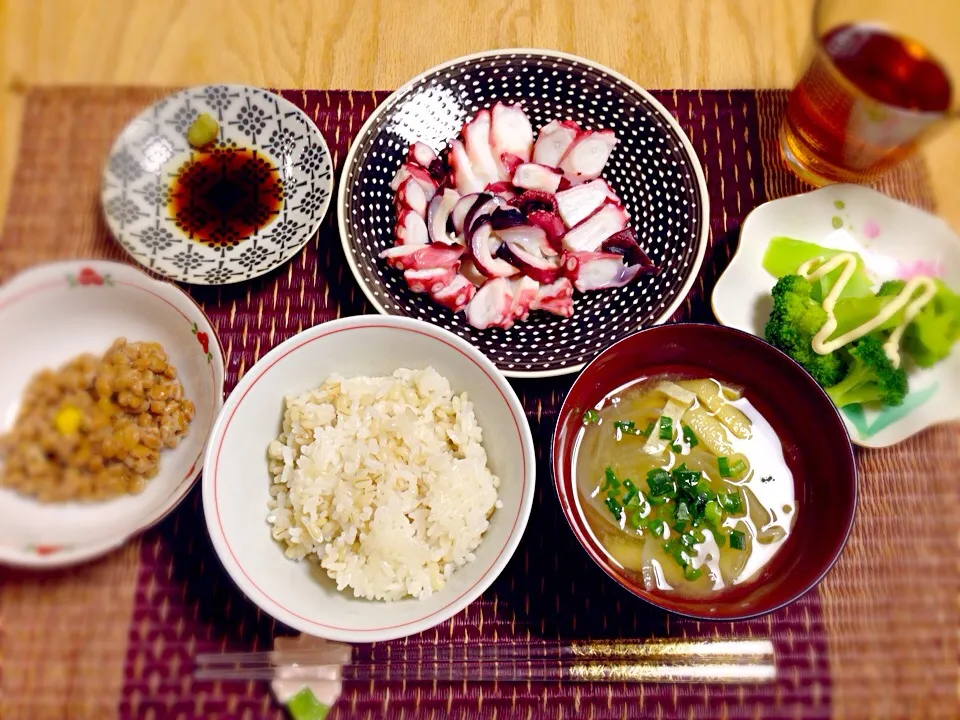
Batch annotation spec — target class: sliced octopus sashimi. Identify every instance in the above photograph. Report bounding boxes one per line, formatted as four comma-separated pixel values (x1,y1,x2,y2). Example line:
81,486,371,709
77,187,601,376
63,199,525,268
431,274,476,312
427,189,462,245
498,152,526,179
404,266,459,294
451,193,482,235
386,104,649,331
408,141,437,168
497,241,562,284
491,102,534,178
464,194,508,237
390,163,438,201
379,243,464,271
395,176,428,218
530,277,575,318
509,276,540,322
395,208,429,246
526,210,566,251
564,251,642,292
450,140,485,195
469,222,520,278
459,257,487,287
555,178,618,228
532,119,581,167
495,225,557,258
602,227,658,273
560,202,629,253
465,277,515,330
509,190,559,216
512,163,563,194
558,130,618,183
462,109,500,185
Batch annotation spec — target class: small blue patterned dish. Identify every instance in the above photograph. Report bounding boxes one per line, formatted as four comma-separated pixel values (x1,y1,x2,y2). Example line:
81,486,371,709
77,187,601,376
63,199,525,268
101,85,332,285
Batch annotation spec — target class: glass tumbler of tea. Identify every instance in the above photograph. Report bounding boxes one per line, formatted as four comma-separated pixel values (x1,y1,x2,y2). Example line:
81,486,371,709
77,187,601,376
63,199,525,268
780,0,959,186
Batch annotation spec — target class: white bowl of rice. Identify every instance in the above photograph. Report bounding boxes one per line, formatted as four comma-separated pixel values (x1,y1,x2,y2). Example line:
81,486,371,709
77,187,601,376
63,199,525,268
202,315,535,642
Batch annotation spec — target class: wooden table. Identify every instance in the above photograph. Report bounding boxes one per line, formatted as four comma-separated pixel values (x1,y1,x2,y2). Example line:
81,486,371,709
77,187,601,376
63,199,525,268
1,0,958,230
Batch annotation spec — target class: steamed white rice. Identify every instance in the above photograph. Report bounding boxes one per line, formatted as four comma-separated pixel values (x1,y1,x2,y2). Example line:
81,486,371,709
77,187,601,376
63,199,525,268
266,366,501,601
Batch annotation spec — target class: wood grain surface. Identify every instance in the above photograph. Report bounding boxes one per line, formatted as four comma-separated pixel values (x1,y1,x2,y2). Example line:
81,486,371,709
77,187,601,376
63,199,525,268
0,0,958,230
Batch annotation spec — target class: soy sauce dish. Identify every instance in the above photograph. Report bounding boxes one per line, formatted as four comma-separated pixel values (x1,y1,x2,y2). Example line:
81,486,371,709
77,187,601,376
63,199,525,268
553,324,856,619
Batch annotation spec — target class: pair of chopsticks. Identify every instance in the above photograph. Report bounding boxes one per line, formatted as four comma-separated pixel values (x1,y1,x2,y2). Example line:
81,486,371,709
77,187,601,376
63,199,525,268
195,638,776,684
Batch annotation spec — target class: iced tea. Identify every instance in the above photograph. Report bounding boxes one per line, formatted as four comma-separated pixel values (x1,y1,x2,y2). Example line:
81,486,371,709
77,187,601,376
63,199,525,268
781,23,952,185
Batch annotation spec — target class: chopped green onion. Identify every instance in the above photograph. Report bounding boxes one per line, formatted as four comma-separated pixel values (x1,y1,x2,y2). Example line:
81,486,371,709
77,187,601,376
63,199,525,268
641,421,656,437
647,467,671,483
648,494,669,506
601,466,620,492
648,518,666,537
680,531,698,548
674,469,700,490
717,457,731,477
621,479,639,506
646,468,676,499
628,509,643,529
582,409,599,425
671,443,682,453
729,529,746,550
613,419,640,436
682,425,699,448
719,491,743,514
714,532,727,548
683,564,703,581
729,459,747,477
675,501,692,524
704,500,722,526
604,496,623,519
761,475,775,483
658,415,674,440
692,494,708,521
663,540,689,567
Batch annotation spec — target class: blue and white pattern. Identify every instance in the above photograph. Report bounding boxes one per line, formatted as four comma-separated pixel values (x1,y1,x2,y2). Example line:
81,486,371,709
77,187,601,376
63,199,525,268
102,85,333,285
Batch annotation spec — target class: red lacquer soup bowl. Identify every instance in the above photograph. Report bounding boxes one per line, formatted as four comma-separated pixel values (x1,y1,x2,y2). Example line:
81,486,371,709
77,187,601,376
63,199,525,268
552,323,857,620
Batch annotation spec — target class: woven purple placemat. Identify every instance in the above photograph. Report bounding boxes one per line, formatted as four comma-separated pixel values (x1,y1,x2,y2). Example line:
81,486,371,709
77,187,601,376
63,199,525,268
123,88,828,720
1,87,951,720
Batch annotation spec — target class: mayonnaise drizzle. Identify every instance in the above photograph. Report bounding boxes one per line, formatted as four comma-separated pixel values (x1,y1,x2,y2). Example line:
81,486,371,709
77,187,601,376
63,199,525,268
797,253,937,368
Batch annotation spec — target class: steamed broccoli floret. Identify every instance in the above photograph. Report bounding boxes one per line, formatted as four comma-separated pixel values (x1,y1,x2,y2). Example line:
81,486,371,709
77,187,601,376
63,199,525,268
878,278,959,367
764,275,847,387
825,336,907,407
877,279,906,297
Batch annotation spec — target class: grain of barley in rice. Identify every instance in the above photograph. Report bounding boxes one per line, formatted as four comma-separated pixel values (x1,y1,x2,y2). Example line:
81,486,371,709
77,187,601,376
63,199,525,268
266,366,502,601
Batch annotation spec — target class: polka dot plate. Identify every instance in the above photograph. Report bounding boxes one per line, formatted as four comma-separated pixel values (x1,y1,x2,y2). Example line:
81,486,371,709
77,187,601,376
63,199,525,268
338,50,709,378
102,85,333,285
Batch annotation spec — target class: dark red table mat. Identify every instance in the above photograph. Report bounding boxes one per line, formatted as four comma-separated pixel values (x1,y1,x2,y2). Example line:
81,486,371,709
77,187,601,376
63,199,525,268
0,87,955,720
129,88,824,720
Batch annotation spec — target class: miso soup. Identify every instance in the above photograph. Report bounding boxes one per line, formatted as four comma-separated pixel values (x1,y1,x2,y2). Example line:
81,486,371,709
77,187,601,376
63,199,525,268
574,376,796,598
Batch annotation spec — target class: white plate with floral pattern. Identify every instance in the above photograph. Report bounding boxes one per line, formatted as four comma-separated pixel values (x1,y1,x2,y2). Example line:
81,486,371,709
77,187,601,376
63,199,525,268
713,184,960,448
101,85,332,285
0,260,225,568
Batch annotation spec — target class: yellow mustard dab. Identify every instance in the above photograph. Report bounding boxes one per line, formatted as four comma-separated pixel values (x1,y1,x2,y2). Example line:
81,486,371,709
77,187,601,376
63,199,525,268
54,404,83,436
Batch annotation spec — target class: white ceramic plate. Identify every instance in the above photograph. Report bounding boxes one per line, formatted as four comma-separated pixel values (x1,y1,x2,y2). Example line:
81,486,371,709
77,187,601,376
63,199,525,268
714,184,960,448
102,85,333,285
0,260,225,568
202,315,536,642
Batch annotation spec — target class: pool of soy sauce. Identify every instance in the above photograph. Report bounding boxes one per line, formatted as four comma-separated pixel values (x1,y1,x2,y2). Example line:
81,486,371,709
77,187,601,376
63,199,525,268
168,146,284,248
